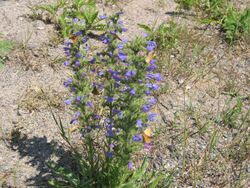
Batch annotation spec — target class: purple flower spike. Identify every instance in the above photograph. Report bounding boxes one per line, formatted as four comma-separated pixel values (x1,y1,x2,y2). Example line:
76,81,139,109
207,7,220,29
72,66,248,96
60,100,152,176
118,52,127,61
128,162,133,170
132,134,143,142
147,41,157,51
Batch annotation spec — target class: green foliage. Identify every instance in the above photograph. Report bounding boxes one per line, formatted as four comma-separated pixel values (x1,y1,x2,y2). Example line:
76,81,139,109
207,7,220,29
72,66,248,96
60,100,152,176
30,0,99,37
222,8,250,43
175,0,250,43
0,34,13,69
138,21,181,50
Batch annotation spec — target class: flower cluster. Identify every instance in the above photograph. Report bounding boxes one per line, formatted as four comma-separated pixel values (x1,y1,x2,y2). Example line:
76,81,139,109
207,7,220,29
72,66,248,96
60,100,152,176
62,13,161,171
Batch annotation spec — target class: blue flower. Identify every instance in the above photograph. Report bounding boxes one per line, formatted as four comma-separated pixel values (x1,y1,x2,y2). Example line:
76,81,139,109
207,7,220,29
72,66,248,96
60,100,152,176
76,96,83,103
107,128,114,137
93,114,101,120
75,61,81,66
145,90,152,95
128,162,133,170
125,70,136,80
143,32,148,38
64,61,70,66
64,99,72,105
142,104,151,112
148,97,157,106
132,134,143,142
70,111,81,124
147,41,157,51
122,28,128,32
75,31,82,36
147,63,157,71
72,18,79,23
89,57,96,64
106,96,115,103
76,53,81,58
86,101,94,108
146,73,162,81
146,83,159,91
99,15,107,20
118,52,127,61
113,109,121,115
82,37,89,43
63,78,73,87
148,113,157,121
106,151,113,158
117,43,124,49
136,119,143,128
130,88,136,95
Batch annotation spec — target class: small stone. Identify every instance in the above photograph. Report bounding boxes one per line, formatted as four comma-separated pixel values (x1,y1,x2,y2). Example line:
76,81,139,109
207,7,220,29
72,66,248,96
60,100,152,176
34,20,45,30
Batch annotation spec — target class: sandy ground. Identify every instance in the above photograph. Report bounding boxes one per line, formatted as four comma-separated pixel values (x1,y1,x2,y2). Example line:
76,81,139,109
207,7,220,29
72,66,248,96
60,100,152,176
0,0,249,187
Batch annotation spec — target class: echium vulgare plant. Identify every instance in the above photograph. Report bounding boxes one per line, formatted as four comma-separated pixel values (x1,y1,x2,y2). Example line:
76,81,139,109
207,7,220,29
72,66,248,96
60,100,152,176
50,11,163,188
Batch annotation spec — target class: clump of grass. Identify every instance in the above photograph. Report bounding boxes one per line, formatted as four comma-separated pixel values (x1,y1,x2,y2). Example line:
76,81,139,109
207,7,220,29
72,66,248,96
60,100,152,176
222,8,250,43
0,34,13,69
175,0,250,43
19,86,65,111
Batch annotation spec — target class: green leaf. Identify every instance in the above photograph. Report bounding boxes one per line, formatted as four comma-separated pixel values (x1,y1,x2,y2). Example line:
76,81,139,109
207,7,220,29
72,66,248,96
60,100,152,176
138,24,152,32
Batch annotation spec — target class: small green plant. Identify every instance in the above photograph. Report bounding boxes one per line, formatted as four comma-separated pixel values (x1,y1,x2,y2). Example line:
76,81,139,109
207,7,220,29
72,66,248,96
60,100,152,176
139,21,181,51
222,8,250,43
0,34,13,69
175,0,250,43
29,0,99,37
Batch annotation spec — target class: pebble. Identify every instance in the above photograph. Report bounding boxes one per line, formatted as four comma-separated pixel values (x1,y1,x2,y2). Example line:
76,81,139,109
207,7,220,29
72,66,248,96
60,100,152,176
34,20,45,30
